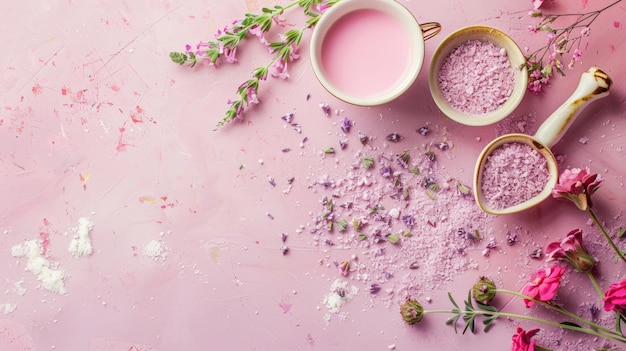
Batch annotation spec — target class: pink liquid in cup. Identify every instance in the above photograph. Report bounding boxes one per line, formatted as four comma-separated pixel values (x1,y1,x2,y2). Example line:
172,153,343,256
320,9,412,99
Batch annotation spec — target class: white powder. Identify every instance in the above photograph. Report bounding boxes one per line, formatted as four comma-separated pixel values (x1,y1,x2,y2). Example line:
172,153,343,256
68,217,94,257
322,279,359,320
1,303,17,315
143,240,169,263
11,239,67,295
13,278,26,296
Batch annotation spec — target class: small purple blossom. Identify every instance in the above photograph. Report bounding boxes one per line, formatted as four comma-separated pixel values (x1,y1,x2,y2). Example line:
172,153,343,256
319,102,331,117
340,117,353,133
402,214,416,227
281,112,294,123
380,166,393,178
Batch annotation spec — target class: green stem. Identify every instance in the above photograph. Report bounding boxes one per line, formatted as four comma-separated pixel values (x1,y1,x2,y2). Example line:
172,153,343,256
589,208,626,264
423,308,626,343
492,311,626,343
586,271,605,299
496,289,619,337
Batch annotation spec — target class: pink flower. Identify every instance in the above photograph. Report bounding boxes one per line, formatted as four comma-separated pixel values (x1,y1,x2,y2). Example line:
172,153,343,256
572,48,582,61
511,327,539,351
552,168,603,211
546,228,595,272
249,26,270,47
270,59,290,79
603,278,626,313
522,266,566,308
317,0,333,13
581,27,591,37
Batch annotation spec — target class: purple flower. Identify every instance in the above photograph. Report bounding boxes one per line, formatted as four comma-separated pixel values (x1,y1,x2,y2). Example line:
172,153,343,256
340,117,353,133
402,214,416,227
380,166,392,178
319,102,331,117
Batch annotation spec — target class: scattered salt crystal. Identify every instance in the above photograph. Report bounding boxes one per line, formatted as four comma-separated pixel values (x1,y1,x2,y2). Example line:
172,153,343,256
13,279,26,296
322,279,359,320
388,208,400,219
68,217,94,257
579,136,590,144
143,240,169,263
438,39,515,114
12,240,67,295
480,142,550,210
1,303,17,315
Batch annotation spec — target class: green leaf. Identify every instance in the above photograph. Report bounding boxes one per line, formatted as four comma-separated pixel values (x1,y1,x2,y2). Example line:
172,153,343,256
428,183,440,192
387,234,400,244
325,199,334,212
362,157,375,169
446,315,461,334
358,233,367,241
476,301,497,312
618,227,626,239
456,181,471,195
169,51,188,65
397,150,410,165
409,167,420,175
336,220,348,232
448,292,460,310
324,147,335,154
426,191,436,200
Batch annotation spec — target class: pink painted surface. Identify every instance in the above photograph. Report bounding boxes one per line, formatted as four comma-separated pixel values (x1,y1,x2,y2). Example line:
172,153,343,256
0,0,625,350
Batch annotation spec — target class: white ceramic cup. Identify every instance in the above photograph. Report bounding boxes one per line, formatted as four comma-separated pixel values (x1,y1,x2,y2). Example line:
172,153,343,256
310,0,441,106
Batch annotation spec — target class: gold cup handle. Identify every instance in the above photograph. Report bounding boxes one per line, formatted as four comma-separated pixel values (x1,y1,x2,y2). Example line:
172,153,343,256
420,22,441,41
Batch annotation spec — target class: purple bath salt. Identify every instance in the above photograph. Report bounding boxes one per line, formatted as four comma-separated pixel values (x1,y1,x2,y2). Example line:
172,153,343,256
480,142,550,210
438,39,515,114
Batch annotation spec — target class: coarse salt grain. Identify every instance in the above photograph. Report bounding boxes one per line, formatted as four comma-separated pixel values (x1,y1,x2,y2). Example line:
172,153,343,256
1,303,17,315
68,217,94,257
322,279,359,320
143,240,169,263
308,143,492,305
11,239,67,295
480,142,550,210
438,39,515,114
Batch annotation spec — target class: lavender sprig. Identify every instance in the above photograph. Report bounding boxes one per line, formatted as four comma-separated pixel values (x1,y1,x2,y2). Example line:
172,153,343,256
170,0,341,129
524,0,622,93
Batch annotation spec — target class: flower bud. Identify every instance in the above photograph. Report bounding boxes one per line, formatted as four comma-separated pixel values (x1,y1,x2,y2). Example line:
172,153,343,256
472,276,497,304
400,299,424,325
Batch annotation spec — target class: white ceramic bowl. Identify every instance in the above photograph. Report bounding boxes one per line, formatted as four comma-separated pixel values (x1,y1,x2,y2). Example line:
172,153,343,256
429,26,528,126
310,0,438,106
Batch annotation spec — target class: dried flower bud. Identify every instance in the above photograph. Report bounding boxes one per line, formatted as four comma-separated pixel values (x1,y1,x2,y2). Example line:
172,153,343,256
472,276,497,304
338,261,351,276
400,299,424,325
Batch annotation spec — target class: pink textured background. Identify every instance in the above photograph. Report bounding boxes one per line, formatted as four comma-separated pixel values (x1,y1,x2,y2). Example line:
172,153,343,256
1,0,625,350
